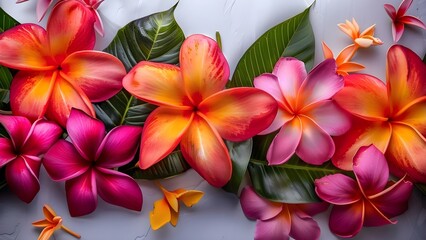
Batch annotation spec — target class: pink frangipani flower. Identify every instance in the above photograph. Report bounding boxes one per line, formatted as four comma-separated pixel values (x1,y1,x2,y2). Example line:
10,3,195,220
384,0,426,42
240,186,328,240
315,145,413,238
0,115,62,203
254,57,351,165
43,109,143,217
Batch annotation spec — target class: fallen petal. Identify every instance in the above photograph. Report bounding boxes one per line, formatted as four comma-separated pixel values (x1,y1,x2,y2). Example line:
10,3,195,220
150,198,171,230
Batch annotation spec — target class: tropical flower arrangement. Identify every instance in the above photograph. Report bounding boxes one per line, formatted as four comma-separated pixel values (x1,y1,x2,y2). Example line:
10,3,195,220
0,0,425,239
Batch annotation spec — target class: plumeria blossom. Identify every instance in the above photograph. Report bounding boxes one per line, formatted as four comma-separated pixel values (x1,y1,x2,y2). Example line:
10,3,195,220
384,0,426,42
333,45,426,183
315,145,413,238
253,57,351,165
240,186,328,240
0,115,62,203
322,41,365,76
1,0,125,127
33,204,81,240
338,18,383,49
150,183,204,230
16,0,105,36
123,34,278,187
43,109,143,216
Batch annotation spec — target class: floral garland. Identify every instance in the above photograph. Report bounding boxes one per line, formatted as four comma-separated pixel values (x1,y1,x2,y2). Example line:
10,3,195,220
0,0,425,239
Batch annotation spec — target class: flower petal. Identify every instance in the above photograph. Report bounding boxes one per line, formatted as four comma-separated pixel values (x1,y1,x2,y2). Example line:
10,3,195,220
399,16,426,29
65,170,97,217
6,156,40,203
20,119,62,156
384,4,397,19
334,74,389,121
150,198,171,230
123,61,187,108
45,76,95,127
38,227,55,240
253,73,285,104
47,0,96,62
398,0,412,16
10,71,55,122
0,115,31,148
353,145,389,196
303,100,351,136
315,173,362,205
296,116,335,165
387,45,426,115
43,140,90,181
321,41,334,59
95,168,142,212
393,22,404,42
61,51,125,102
96,125,142,168
42,204,57,221
240,186,283,221
362,200,394,227
0,24,53,71
332,119,392,170
199,87,278,141
36,0,53,21
297,59,343,108
180,115,231,187
296,202,329,216
338,62,365,75
258,109,293,135
0,138,15,167
266,117,302,165
386,123,426,182
254,210,291,240
177,190,204,208
139,107,193,169
396,99,426,138
67,108,104,161
180,34,230,104
289,210,321,240
329,201,364,238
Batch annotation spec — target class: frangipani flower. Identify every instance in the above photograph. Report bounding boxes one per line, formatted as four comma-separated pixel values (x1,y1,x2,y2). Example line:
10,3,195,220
240,186,328,240
338,18,383,48
150,183,204,230
123,34,278,187
1,0,125,127
333,45,426,183
384,0,426,42
322,41,365,76
0,115,62,203
315,145,413,237
253,57,351,165
33,204,81,240
43,109,143,216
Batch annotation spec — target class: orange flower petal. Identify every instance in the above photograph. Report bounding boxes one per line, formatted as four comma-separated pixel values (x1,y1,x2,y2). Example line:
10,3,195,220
38,227,55,240
394,99,426,137
180,34,230,105
10,70,56,122
334,74,389,121
0,24,54,71
150,198,171,230
32,219,51,227
338,62,365,73
199,87,277,141
161,187,179,212
170,208,179,227
387,123,426,183
177,190,204,207
335,44,357,65
139,108,193,169
123,61,188,108
321,42,334,59
180,115,232,187
43,205,57,221
47,0,96,62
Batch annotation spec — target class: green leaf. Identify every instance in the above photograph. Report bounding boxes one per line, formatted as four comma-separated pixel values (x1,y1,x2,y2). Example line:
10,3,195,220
416,183,426,195
228,6,314,88
0,8,19,32
223,139,253,194
0,167,5,191
215,31,222,50
248,157,352,203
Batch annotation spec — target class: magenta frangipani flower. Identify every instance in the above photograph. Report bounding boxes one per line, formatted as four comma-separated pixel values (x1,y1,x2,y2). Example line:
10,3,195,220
0,115,62,203
43,109,143,217
240,186,328,240
254,57,351,165
315,145,413,238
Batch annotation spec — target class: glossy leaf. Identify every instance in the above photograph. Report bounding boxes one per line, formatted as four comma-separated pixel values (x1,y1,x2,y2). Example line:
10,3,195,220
222,139,253,194
248,157,352,203
228,6,314,88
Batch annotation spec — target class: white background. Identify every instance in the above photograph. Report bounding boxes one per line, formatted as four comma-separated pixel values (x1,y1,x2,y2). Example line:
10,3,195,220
0,0,425,239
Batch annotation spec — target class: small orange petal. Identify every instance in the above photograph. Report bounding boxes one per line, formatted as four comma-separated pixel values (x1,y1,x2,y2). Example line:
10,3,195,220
321,42,334,60
160,186,179,213
170,208,179,227
32,220,51,228
38,227,55,240
177,190,204,207
150,199,172,230
42,205,57,221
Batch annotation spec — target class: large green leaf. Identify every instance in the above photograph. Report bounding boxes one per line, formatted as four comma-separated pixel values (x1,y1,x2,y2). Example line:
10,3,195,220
248,157,352,203
228,7,314,88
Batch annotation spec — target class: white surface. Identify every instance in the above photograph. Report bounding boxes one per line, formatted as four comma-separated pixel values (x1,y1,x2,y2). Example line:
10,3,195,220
0,0,425,239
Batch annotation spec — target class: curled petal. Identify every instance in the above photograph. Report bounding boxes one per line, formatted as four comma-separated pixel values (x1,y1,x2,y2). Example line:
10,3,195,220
315,173,361,205
20,119,62,156
399,15,426,29
254,210,291,240
329,201,364,238
6,156,40,203
150,198,171,230
338,62,365,75
0,115,31,148
180,34,230,104
95,168,142,212
289,210,321,240
180,115,231,187
384,4,397,19
177,190,204,208
92,9,105,36
240,186,283,221
199,88,278,141
139,108,193,169
61,51,125,102
36,0,53,21
0,138,16,167
354,38,373,48
65,170,97,217
335,44,357,64
398,0,413,16
321,42,334,59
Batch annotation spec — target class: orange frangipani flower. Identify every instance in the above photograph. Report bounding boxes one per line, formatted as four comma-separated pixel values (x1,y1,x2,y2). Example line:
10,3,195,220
32,204,81,240
322,41,365,76
150,183,204,230
338,18,383,49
